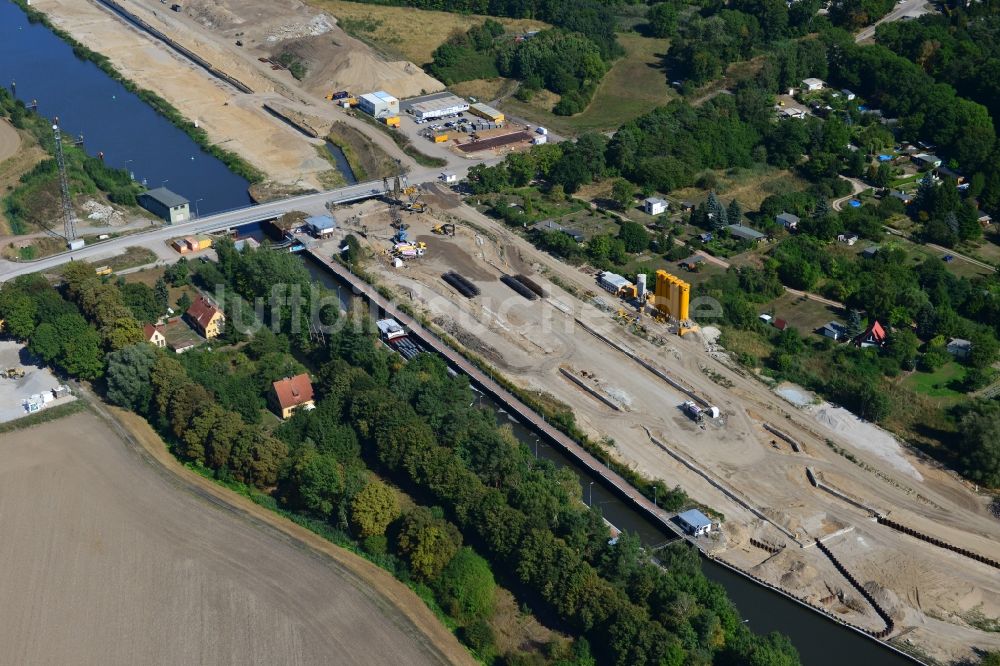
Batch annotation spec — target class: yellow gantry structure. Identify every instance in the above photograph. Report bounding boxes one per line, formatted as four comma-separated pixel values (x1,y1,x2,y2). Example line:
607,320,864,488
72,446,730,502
654,270,690,321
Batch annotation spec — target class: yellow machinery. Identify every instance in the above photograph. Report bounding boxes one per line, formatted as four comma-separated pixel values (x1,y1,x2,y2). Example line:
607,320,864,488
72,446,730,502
654,270,690,322
3,368,25,379
385,116,400,128
95,265,112,276
433,133,449,143
432,223,455,236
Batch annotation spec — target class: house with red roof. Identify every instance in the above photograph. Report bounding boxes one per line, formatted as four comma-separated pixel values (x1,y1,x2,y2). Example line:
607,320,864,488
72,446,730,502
143,323,167,349
271,373,315,419
186,296,225,340
856,320,887,348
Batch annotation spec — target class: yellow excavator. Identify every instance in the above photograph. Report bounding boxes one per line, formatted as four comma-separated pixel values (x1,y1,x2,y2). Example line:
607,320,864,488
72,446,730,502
3,368,25,379
432,223,455,236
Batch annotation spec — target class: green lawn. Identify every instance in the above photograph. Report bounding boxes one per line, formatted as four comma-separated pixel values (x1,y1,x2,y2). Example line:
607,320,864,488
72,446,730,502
499,32,675,135
902,362,967,398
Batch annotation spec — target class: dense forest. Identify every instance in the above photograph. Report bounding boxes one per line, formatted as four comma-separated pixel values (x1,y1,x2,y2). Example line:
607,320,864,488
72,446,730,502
0,247,802,665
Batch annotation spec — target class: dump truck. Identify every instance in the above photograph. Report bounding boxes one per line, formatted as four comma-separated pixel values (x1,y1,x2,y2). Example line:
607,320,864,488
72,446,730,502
393,242,426,258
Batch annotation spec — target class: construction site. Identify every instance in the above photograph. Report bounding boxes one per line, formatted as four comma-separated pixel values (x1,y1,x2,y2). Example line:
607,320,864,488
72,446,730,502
313,184,1000,665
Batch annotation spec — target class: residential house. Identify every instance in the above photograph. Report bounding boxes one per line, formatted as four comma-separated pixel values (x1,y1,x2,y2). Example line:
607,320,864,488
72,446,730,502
143,323,166,348
776,212,800,230
935,165,965,184
818,321,848,341
531,219,584,243
779,107,806,120
840,89,856,101
801,78,825,91
946,338,972,360
837,233,859,246
978,212,992,227
271,373,315,419
726,224,766,243
677,509,712,536
679,255,705,271
644,197,669,216
861,246,879,259
680,201,695,212
856,320,887,348
890,191,914,205
186,296,225,340
912,153,943,168
759,314,773,325
773,318,788,331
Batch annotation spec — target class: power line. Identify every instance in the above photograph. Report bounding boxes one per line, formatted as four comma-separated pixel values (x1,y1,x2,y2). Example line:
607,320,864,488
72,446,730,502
52,119,76,243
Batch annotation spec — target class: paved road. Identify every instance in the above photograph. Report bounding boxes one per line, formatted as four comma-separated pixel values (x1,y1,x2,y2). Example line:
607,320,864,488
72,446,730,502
832,176,867,212
0,178,399,281
855,0,932,42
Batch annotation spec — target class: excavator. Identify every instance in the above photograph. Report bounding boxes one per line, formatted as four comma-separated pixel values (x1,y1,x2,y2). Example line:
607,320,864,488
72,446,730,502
431,223,455,236
2,368,25,379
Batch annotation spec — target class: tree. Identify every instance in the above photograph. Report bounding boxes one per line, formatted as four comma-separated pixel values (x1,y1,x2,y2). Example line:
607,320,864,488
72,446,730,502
105,343,159,412
727,199,743,225
846,309,862,339
164,257,190,286
618,221,650,253
434,547,496,622
177,291,192,313
611,179,633,210
396,506,462,581
887,329,919,370
706,192,728,231
0,289,37,340
969,332,999,370
957,403,1000,487
154,277,170,313
283,447,344,519
350,479,401,538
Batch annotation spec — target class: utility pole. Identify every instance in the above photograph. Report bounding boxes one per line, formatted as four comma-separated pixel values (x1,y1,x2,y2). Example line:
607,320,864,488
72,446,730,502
52,120,76,243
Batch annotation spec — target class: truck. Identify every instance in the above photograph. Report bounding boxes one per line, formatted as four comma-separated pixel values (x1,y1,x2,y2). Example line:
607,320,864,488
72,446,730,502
535,126,548,136
682,401,703,421
384,116,400,128
332,90,350,100
532,135,547,145
393,242,427,258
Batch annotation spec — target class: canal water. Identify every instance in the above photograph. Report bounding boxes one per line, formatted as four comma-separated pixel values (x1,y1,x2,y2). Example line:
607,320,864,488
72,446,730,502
325,142,358,185
299,252,918,666
0,1,250,214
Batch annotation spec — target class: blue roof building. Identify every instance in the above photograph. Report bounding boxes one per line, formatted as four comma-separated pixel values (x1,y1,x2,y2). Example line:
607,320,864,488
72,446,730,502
306,215,337,238
677,509,712,536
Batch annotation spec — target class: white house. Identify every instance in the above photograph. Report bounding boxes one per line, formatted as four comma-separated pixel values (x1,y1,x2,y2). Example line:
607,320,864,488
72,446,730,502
644,197,668,216
946,338,972,360
677,509,712,537
776,212,799,230
840,89,856,101
440,172,458,184
801,78,826,92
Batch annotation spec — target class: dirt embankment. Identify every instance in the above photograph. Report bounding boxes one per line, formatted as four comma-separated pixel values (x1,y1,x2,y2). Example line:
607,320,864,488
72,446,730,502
0,403,473,666
328,121,399,181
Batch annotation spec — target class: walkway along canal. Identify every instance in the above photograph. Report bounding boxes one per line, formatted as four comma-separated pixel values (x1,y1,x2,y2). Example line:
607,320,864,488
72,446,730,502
0,1,250,215
302,249,921,666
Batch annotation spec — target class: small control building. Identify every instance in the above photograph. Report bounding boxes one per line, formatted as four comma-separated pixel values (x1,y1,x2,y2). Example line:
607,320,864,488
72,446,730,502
305,215,337,238
138,187,190,224
410,94,469,121
677,509,712,537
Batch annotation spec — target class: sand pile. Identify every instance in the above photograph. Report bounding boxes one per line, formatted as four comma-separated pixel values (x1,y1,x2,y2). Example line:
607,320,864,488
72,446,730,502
810,403,923,480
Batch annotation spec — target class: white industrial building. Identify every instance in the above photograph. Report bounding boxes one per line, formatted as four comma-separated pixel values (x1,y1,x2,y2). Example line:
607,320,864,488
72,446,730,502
677,509,712,537
801,77,825,92
409,94,469,120
359,91,399,118
597,271,634,297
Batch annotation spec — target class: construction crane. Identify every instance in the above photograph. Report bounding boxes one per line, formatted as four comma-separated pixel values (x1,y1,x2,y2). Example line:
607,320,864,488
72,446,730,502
52,119,77,243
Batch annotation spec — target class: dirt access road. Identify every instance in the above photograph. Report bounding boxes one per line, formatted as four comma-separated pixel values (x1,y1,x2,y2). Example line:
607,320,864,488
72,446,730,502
326,189,1000,664
0,119,20,163
0,405,472,666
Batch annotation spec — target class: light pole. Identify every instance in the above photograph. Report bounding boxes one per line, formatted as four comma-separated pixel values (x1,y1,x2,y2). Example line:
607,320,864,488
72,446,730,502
161,179,169,188
588,481,594,507
654,486,657,507
194,198,203,219
124,159,132,179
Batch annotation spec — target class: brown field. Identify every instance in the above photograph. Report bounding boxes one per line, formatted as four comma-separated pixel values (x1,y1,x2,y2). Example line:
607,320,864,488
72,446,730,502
673,167,810,214
0,408,471,666
0,120,46,235
311,0,548,65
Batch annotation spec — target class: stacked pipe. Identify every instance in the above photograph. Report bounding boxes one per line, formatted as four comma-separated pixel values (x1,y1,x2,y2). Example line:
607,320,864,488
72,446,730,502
442,271,480,298
877,516,1000,570
815,539,895,637
501,275,538,300
514,274,547,298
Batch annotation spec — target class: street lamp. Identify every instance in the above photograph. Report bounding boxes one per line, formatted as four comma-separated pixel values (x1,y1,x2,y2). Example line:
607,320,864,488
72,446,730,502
588,481,594,507
194,198,204,219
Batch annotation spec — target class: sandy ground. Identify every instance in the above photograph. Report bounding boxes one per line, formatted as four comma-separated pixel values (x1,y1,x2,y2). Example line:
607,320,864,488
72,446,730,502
318,189,1000,664
0,404,472,666
0,121,45,234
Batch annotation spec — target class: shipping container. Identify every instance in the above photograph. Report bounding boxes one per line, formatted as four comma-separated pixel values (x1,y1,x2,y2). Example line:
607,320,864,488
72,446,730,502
68,239,85,251
434,134,449,143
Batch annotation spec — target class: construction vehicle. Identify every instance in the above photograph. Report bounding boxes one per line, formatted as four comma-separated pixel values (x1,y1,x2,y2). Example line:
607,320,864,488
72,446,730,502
3,368,25,379
432,223,455,236
393,241,427,258
95,265,112,276
385,116,400,128
433,133,449,143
